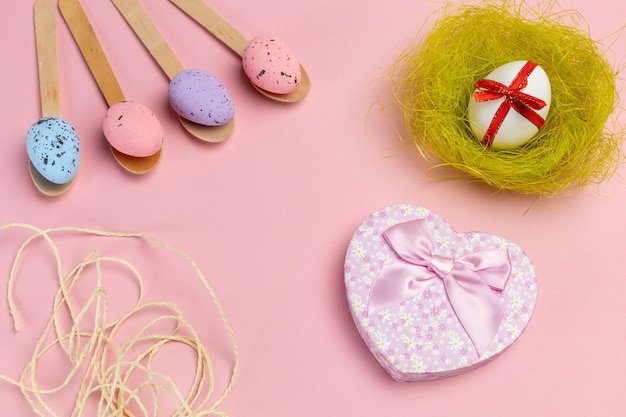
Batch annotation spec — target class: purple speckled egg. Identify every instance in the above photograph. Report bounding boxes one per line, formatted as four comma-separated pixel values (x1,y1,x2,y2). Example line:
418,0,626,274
242,36,301,94
168,69,235,126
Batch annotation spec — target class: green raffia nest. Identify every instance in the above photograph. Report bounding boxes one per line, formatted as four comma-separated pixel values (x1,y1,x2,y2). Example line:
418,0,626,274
391,1,624,195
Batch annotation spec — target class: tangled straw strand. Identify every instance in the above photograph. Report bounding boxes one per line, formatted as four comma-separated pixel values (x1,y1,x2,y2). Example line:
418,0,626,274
390,1,624,195
0,223,239,417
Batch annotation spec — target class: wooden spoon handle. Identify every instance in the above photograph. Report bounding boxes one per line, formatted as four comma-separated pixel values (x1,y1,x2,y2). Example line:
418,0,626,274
169,0,249,57
34,0,61,117
59,0,126,106
112,0,185,80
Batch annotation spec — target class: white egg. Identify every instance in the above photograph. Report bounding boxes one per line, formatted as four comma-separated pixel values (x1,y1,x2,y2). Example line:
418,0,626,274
468,60,551,149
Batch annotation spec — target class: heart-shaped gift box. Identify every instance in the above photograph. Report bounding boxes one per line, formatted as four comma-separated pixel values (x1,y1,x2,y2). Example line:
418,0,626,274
344,204,537,381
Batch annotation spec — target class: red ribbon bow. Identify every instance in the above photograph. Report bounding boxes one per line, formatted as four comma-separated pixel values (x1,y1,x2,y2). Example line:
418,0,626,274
473,61,547,146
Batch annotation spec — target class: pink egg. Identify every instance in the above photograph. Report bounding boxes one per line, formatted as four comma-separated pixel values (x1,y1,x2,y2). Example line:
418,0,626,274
103,102,163,157
242,36,301,94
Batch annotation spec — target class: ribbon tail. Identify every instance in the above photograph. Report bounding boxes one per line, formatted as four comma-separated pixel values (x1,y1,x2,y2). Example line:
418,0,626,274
443,265,506,355
512,101,545,129
482,99,512,146
368,261,433,315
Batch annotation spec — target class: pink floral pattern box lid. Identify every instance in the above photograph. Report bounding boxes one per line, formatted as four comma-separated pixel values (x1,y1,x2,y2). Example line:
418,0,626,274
344,204,538,381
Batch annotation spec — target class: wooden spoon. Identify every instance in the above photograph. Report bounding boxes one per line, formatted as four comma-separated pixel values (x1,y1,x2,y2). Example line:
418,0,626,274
112,0,234,143
59,0,163,174
169,0,311,103
29,0,77,196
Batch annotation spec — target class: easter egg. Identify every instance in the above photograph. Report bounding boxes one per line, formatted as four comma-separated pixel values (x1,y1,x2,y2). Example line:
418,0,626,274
103,102,163,157
242,36,301,94
168,69,235,126
468,60,551,149
26,116,80,185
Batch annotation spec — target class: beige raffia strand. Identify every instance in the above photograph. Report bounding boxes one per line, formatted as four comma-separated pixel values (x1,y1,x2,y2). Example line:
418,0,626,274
0,223,239,417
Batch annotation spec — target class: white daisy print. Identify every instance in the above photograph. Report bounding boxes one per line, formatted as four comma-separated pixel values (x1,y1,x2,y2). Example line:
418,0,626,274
400,204,413,216
377,251,392,264
351,242,367,258
506,323,521,338
509,293,523,310
410,355,428,373
399,311,414,326
352,297,365,313
379,309,392,323
492,236,507,249
435,234,449,249
402,335,418,351
376,336,391,350
447,337,465,352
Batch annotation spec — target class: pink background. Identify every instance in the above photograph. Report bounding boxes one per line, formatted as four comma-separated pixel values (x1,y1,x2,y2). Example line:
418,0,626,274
1,0,625,415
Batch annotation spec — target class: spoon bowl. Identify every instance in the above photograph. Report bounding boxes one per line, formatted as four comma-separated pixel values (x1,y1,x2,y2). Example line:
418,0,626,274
179,118,235,142
29,162,74,196
111,148,163,175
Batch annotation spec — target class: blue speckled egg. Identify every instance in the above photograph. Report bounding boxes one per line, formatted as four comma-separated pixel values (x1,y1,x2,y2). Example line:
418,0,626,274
168,69,235,126
26,117,80,184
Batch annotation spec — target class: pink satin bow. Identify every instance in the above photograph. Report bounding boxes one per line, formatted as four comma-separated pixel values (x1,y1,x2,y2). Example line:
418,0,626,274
368,219,511,355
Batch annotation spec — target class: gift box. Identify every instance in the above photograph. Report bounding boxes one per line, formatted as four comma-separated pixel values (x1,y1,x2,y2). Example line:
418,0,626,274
344,204,537,381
